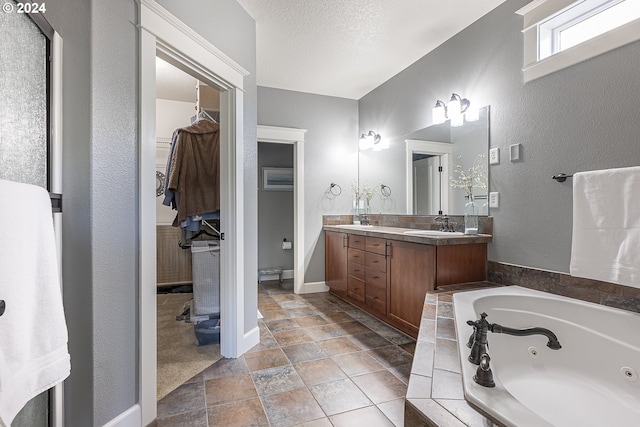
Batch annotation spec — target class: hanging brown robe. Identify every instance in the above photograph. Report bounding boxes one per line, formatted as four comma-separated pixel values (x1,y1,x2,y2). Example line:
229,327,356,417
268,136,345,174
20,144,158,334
166,119,220,227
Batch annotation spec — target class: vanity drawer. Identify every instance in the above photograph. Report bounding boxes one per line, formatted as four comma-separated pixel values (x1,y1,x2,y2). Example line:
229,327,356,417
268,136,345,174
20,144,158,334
348,248,365,265
365,252,386,272
348,234,365,250
365,237,386,255
366,284,387,314
347,276,365,302
365,267,387,289
348,262,365,281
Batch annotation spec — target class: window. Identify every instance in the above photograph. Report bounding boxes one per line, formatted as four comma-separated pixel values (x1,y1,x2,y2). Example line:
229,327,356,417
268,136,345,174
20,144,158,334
517,0,640,82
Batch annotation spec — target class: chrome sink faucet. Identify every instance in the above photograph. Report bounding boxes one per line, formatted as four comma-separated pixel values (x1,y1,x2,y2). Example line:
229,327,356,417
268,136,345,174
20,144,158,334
434,215,449,231
360,214,370,225
434,215,457,232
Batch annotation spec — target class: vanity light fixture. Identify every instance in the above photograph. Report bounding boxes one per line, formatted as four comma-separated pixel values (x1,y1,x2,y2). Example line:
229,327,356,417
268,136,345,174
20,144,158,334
432,100,447,125
359,130,387,151
432,93,478,127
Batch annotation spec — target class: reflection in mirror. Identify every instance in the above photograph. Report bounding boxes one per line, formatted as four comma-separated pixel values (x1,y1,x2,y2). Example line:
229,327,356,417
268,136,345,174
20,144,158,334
358,106,489,216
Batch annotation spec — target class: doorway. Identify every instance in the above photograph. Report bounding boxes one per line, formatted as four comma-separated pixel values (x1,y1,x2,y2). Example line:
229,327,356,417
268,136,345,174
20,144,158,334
405,139,453,216
257,142,294,288
139,3,252,424
154,57,224,401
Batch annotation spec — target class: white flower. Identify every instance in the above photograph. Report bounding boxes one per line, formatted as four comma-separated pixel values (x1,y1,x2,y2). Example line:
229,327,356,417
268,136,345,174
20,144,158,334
450,154,488,199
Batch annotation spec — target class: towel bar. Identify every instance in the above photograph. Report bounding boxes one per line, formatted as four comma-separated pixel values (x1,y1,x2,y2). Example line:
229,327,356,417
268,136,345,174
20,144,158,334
552,173,573,183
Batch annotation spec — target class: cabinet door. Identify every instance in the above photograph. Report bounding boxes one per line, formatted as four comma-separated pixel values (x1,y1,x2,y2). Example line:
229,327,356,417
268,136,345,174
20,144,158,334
388,240,436,334
325,231,348,296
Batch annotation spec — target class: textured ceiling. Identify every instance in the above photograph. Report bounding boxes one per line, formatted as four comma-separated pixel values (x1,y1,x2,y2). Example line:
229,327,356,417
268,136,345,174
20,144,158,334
237,0,508,99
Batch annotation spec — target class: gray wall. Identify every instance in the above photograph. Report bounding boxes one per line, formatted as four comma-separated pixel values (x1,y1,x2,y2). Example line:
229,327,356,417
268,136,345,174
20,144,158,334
359,0,640,274
257,87,359,283
258,143,294,271
45,0,256,425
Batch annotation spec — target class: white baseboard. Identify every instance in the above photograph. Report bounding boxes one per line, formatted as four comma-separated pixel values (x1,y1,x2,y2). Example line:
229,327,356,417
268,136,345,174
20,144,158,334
300,281,329,294
258,269,294,283
103,404,141,427
238,324,260,355
282,269,294,280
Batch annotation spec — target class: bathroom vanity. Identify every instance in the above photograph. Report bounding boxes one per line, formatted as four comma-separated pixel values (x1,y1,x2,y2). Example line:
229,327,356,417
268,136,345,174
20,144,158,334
324,219,491,338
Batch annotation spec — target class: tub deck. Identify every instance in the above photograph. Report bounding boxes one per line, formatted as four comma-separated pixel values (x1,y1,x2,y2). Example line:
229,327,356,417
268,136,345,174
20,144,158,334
404,282,501,426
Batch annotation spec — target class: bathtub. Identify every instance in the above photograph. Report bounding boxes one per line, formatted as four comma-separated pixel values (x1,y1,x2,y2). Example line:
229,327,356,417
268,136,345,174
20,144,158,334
453,286,640,427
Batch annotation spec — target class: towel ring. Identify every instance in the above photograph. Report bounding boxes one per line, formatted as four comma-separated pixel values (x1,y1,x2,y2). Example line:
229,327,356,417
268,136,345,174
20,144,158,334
329,183,342,196
380,184,391,197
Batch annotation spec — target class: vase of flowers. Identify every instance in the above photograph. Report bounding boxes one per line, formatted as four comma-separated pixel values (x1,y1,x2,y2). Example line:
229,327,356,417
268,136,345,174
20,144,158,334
351,180,376,221
450,154,487,235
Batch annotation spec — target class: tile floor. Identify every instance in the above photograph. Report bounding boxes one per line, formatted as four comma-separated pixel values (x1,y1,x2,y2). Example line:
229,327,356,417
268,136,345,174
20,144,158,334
156,280,416,426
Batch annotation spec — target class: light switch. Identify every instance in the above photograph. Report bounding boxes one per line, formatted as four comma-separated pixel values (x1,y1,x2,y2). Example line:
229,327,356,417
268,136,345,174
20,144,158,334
489,147,500,165
510,144,521,162
489,192,499,208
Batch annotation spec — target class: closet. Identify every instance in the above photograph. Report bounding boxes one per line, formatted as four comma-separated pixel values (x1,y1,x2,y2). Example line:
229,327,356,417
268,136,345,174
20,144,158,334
155,57,223,401
155,61,221,287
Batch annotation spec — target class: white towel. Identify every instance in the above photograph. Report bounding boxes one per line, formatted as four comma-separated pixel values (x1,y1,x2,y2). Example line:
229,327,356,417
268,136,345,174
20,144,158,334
0,180,70,427
570,166,640,288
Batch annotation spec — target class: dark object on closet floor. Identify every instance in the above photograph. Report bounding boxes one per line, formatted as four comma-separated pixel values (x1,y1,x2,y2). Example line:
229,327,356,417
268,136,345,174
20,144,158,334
194,318,221,346
156,284,193,294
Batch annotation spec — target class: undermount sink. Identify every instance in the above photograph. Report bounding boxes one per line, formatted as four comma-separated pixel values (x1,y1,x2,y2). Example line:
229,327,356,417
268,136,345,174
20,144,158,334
403,229,464,236
335,224,375,229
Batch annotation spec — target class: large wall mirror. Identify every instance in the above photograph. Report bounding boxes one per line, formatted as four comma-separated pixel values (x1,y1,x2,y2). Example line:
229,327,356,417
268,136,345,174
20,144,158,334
359,106,489,216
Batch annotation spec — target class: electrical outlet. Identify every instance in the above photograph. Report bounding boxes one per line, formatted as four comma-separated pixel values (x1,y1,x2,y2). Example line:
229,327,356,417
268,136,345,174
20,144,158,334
489,147,500,165
489,192,499,208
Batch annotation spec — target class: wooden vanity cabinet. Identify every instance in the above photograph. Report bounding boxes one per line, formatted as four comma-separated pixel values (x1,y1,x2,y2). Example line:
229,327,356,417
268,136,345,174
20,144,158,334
325,229,487,338
387,240,436,335
325,231,348,296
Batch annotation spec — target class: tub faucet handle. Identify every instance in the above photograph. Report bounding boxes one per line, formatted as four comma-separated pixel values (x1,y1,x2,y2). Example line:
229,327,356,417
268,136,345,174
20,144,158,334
474,353,496,388
467,313,491,365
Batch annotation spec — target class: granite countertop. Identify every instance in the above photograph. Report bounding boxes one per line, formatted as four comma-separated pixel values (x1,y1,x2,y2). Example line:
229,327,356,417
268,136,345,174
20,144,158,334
322,224,492,246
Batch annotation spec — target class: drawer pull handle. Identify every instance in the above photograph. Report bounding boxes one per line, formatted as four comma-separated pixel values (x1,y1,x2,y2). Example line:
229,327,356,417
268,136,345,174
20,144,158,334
373,276,379,279
373,260,379,264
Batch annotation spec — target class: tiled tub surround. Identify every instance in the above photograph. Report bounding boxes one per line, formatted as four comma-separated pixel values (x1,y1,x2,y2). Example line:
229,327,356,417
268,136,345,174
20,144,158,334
488,261,640,314
404,283,500,427
323,214,493,236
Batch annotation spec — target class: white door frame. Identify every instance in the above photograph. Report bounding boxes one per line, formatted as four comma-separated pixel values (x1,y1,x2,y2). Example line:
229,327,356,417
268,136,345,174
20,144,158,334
139,1,249,424
405,139,453,215
256,126,308,294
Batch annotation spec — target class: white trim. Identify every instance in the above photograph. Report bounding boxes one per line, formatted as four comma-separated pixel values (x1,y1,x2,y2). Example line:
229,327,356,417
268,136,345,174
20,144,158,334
237,326,260,356
301,281,330,294
517,0,640,82
139,27,158,426
50,31,65,427
522,18,640,82
139,0,248,89
139,2,248,424
102,404,141,427
257,125,308,295
405,140,453,215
